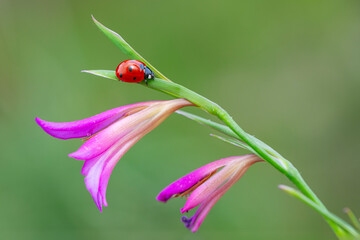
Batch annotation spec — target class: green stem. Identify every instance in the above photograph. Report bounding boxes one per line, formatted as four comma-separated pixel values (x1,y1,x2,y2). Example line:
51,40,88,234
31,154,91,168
82,70,358,238
175,111,354,238
144,78,359,239
344,208,360,231
86,17,357,238
92,16,170,81
280,185,359,239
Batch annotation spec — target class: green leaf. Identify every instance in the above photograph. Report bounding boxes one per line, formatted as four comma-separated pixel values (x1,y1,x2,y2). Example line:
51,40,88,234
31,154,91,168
176,110,289,170
91,16,170,81
176,110,238,138
81,70,118,81
344,208,360,231
210,134,254,152
279,185,359,239
82,70,182,99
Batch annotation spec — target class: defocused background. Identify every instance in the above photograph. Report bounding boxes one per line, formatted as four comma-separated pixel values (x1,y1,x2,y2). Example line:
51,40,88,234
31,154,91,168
1,0,359,239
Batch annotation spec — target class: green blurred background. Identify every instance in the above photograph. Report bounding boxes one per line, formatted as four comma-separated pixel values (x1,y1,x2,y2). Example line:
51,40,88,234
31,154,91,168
1,0,359,239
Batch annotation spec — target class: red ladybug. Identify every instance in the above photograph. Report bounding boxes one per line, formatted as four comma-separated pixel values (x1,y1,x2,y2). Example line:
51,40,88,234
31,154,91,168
115,60,154,84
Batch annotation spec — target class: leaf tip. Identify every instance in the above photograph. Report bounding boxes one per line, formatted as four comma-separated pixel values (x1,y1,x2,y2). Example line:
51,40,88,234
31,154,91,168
278,184,290,191
81,70,96,75
81,70,98,77
91,15,107,31
81,70,118,81
91,15,99,24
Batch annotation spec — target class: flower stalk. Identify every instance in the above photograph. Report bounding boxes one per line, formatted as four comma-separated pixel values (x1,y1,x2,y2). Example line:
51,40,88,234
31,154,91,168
84,69,358,238
144,77,356,238
85,17,359,238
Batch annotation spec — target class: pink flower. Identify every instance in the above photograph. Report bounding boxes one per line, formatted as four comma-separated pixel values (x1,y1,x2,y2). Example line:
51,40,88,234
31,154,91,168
36,99,193,212
157,154,262,232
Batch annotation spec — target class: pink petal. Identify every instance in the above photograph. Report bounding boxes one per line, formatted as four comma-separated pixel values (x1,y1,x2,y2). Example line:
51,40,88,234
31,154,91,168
156,156,240,203
68,111,150,160
83,135,140,212
182,155,261,213
69,99,193,161
35,101,156,139
81,99,194,211
182,155,262,232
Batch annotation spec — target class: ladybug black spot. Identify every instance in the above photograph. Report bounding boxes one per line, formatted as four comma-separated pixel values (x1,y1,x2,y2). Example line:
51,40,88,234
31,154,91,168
133,77,136,80
120,73,123,78
128,66,133,72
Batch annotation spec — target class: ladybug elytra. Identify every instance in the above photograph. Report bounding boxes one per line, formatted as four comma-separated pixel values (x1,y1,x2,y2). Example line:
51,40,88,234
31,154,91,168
115,60,154,84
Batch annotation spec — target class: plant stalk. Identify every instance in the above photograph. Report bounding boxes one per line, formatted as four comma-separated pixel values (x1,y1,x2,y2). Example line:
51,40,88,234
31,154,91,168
88,16,359,238
145,78,359,238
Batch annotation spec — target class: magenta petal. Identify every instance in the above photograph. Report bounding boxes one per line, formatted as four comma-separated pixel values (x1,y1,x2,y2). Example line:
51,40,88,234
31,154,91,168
83,136,140,212
156,156,239,203
180,155,262,232
98,137,140,208
180,163,236,213
180,168,242,232
69,99,190,161
81,157,100,176
187,190,223,232
35,102,154,139
67,110,145,160
84,155,106,211
36,99,194,212
187,164,248,232
181,155,261,213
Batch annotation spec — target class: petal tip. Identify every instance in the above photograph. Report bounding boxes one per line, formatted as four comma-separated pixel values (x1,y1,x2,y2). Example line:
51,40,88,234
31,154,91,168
191,228,198,233
35,117,65,139
180,207,188,214
155,194,168,203
35,117,41,124
68,152,83,160
68,147,96,160
35,117,46,128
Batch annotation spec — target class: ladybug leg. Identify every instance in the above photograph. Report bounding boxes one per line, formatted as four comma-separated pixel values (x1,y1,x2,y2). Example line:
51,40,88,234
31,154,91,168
144,79,148,86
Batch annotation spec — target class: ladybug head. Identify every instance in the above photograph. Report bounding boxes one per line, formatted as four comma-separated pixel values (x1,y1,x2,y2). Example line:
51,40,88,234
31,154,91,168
144,66,154,80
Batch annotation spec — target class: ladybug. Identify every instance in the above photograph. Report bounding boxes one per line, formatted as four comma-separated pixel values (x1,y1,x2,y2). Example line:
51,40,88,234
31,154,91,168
115,59,154,84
